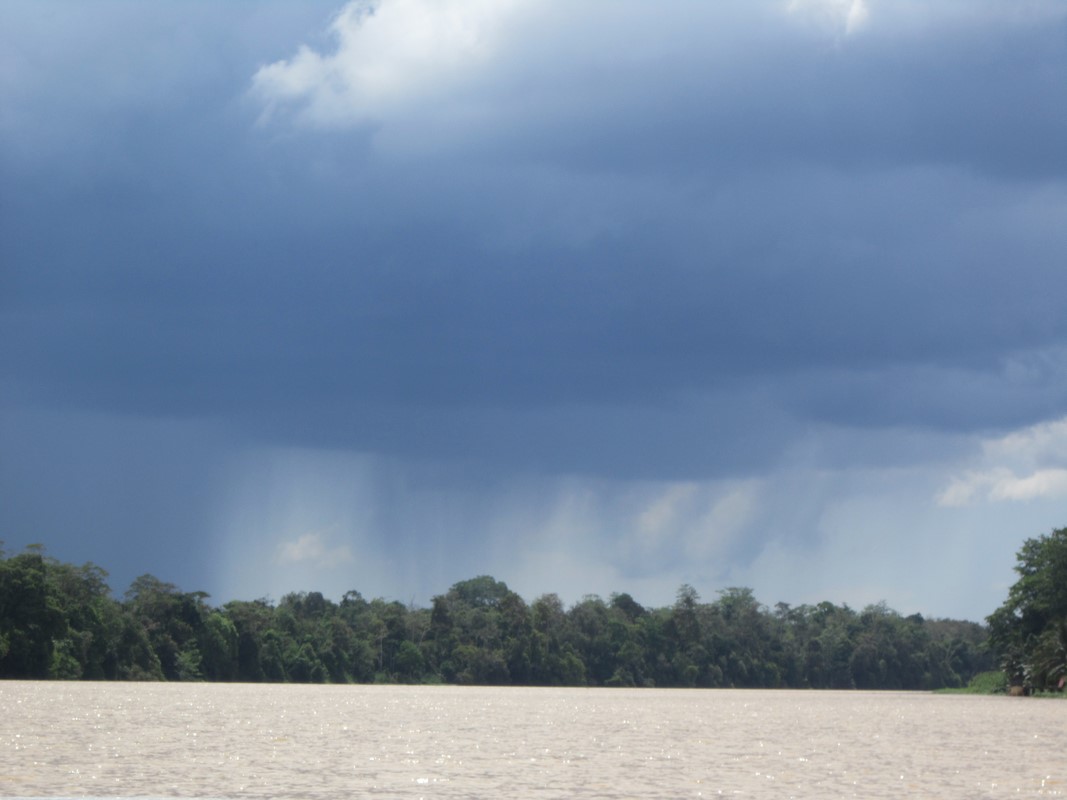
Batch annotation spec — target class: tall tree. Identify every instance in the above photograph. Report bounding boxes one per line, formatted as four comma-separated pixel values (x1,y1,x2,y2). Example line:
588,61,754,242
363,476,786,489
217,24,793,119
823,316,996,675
0,548,66,677
988,526,1067,691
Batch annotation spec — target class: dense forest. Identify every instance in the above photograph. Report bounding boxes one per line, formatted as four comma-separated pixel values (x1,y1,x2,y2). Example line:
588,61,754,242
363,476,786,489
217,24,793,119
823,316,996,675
0,544,995,689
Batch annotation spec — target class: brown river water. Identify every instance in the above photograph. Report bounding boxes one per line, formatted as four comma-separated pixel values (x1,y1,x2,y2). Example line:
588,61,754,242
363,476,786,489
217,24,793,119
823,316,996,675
0,681,1063,798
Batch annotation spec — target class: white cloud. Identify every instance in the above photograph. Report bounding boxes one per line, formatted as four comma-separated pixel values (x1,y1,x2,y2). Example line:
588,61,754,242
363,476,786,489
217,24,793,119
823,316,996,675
685,483,759,561
936,474,983,508
275,529,355,567
786,0,869,35
635,483,698,549
251,0,533,127
937,416,1067,506
595,478,765,588
846,0,870,33
984,415,1067,463
990,469,1067,502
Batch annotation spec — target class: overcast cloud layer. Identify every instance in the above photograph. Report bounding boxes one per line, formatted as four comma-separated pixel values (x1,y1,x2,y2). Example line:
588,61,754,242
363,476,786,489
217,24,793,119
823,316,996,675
2,0,1066,620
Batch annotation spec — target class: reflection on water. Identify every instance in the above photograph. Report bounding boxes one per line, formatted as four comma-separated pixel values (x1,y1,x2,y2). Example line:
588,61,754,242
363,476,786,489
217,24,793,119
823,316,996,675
0,682,1063,798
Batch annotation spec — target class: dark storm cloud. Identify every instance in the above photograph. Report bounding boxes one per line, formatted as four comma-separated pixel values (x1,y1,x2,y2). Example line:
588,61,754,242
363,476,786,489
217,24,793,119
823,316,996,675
3,0,1067,616
7,153,1065,478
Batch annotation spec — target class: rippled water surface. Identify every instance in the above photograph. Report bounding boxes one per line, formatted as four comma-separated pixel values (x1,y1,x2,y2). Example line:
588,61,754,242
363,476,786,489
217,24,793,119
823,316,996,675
0,682,1063,798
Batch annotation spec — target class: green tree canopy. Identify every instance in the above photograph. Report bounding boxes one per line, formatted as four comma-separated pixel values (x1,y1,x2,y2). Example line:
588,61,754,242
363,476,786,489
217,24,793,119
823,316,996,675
0,545,995,689
988,526,1067,691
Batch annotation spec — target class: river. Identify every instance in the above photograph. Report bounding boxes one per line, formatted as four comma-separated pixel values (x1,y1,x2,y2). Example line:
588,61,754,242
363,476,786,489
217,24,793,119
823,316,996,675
0,682,1062,798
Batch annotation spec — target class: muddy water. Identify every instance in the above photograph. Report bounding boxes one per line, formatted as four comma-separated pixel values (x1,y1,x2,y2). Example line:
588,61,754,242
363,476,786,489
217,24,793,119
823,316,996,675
0,682,1063,798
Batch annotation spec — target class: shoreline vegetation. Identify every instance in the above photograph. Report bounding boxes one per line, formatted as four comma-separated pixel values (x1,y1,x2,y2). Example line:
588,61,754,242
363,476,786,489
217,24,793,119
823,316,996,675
5,527,1065,694
936,670,1067,698
936,670,1007,695
1,544,996,690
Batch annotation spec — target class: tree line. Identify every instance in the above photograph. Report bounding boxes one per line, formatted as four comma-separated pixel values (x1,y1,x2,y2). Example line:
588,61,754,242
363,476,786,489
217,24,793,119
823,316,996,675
0,544,995,689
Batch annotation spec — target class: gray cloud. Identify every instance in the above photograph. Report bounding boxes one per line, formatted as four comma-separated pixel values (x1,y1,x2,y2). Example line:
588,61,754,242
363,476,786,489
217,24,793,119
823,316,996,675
2,0,1066,617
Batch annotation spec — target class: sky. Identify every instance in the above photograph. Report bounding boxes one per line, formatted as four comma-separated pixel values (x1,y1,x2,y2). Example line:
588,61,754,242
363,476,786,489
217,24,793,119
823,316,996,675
2,0,1066,621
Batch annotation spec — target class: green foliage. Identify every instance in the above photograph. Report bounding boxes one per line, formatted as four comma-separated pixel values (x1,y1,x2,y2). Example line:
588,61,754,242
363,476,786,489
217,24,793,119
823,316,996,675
0,544,996,689
988,527,1067,692
0,550,66,677
937,670,1007,695
199,612,238,681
